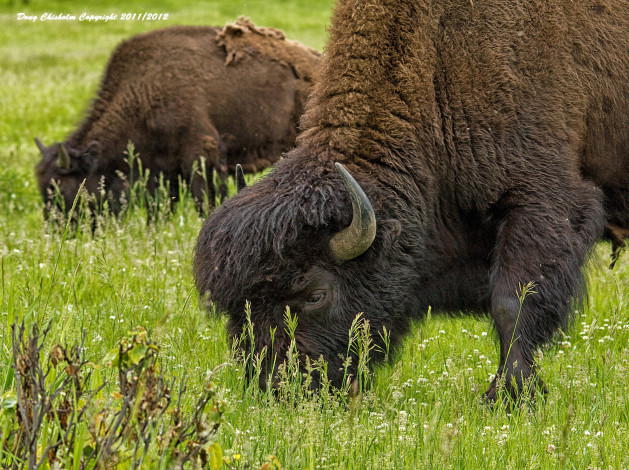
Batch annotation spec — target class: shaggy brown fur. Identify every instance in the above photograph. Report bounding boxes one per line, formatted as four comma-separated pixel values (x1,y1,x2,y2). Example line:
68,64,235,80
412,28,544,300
35,17,321,214
195,0,629,401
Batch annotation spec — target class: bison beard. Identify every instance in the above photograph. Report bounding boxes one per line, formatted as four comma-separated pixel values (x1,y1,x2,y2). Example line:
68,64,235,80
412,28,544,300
195,0,629,402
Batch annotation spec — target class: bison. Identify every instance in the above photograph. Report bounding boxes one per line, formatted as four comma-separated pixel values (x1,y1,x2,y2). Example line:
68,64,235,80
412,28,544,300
194,0,629,401
35,17,321,215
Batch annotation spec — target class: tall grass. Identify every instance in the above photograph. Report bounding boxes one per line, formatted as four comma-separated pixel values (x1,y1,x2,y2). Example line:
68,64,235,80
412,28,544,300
1,0,629,468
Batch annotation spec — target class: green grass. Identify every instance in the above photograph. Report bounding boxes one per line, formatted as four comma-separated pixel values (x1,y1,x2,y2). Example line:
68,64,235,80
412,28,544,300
1,0,629,468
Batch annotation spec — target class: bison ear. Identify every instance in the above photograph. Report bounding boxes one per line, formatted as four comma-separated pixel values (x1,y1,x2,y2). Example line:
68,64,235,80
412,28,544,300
378,219,402,252
34,137,47,154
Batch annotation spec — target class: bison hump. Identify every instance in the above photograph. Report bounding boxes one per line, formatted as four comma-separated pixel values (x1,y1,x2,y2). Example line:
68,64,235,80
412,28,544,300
217,16,320,80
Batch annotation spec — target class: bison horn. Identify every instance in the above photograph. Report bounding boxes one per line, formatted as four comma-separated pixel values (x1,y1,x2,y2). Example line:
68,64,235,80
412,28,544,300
329,163,377,261
236,164,247,193
34,137,47,154
57,143,70,170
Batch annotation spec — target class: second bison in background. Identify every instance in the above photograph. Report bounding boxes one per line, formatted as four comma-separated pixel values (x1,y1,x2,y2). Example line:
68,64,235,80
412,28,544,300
35,17,321,214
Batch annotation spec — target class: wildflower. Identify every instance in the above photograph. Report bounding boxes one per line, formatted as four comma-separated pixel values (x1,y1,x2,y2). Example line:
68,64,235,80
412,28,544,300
547,444,556,453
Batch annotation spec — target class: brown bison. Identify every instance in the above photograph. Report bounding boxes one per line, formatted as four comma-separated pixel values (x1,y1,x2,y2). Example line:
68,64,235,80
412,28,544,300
35,18,321,214
194,0,629,401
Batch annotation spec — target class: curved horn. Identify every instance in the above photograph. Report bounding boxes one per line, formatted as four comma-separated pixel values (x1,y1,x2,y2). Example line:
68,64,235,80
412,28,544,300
236,164,247,193
57,143,70,170
34,137,47,154
329,163,377,261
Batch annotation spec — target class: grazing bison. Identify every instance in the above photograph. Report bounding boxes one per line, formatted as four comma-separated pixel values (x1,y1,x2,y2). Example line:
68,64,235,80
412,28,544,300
35,18,321,214
194,0,629,401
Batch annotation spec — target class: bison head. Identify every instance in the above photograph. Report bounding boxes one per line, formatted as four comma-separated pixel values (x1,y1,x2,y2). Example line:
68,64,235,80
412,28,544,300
35,138,102,214
194,150,420,390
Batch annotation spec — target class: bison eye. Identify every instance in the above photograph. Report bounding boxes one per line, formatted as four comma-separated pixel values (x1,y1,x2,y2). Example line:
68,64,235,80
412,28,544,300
304,290,325,308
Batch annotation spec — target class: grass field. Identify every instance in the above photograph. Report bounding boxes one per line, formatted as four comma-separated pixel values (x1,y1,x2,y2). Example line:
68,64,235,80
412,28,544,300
1,0,629,468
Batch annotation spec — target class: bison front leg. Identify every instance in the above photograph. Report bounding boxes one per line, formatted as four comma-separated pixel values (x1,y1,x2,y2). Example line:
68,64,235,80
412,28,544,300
484,294,546,404
187,134,222,214
485,181,604,405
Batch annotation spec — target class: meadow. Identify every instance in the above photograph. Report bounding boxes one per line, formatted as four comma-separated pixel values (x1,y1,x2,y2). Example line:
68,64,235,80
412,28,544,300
1,0,629,468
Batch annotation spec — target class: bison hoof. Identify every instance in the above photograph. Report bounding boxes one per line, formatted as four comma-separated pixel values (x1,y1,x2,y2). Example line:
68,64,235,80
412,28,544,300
482,374,547,410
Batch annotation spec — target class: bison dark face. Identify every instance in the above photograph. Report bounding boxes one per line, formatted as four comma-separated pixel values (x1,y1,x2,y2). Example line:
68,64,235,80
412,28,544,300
195,153,420,390
35,138,106,214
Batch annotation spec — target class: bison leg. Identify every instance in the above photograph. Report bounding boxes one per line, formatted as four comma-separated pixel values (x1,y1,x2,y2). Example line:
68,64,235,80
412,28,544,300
484,295,546,405
185,134,223,214
485,181,604,404
215,151,229,203
604,223,629,269
190,170,214,215
602,186,629,268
